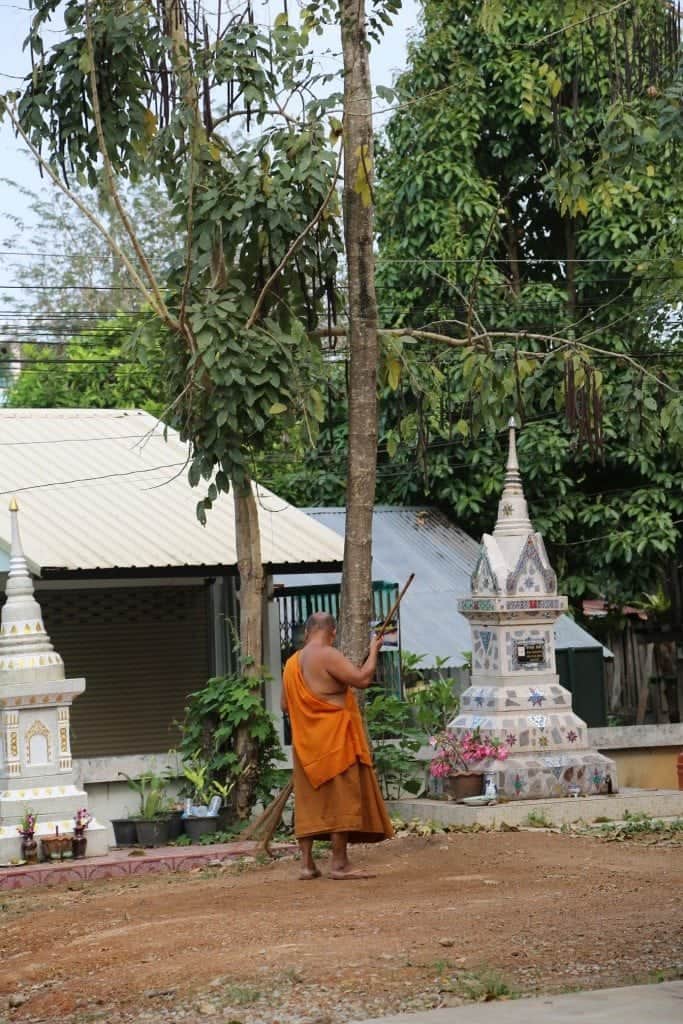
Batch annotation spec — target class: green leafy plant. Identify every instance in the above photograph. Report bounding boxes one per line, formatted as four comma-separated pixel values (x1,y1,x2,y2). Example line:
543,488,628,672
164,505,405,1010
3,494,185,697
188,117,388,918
170,834,193,847
365,687,423,800
119,770,171,820
178,673,285,816
181,760,213,807
405,653,461,735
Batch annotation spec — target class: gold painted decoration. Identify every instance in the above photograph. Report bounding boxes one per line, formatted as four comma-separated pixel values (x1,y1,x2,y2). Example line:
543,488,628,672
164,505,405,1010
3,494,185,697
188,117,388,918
24,719,51,765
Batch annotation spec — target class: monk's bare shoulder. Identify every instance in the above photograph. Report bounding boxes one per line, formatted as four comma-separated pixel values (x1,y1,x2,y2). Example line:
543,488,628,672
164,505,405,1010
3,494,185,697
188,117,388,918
322,647,372,688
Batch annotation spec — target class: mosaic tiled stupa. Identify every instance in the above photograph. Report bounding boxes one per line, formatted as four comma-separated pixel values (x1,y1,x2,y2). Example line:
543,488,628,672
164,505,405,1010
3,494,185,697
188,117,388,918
0,499,107,858
450,419,617,799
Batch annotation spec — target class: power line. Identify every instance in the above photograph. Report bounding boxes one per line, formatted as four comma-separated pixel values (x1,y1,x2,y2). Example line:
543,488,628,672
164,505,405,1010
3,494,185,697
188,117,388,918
0,284,140,292
0,462,188,497
1,248,678,264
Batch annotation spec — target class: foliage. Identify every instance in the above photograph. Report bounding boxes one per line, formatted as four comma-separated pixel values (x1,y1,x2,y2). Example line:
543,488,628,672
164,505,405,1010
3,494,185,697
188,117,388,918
366,0,683,606
178,673,285,815
119,770,171,819
364,686,423,799
5,317,163,414
404,652,461,734
3,0,343,511
589,810,683,841
0,0,347,815
523,810,554,829
429,727,510,776
449,968,517,1003
180,757,238,807
256,0,683,603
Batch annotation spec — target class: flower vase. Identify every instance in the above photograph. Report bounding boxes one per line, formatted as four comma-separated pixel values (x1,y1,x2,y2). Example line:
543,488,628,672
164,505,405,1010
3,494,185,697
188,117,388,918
443,771,483,802
72,830,87,860
21,834,38,865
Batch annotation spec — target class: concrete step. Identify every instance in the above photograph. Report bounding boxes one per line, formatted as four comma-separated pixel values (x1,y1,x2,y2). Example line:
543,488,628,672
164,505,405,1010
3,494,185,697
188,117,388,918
389,787,683,828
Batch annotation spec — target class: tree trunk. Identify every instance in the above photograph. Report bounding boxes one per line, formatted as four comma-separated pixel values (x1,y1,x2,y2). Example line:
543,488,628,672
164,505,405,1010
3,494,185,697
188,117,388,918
163,0,267,814
338,0,379,665
232,476,266,817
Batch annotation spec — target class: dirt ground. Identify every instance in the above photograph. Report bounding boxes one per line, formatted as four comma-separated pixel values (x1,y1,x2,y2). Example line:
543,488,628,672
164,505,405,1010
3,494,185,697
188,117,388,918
0,830,681,1024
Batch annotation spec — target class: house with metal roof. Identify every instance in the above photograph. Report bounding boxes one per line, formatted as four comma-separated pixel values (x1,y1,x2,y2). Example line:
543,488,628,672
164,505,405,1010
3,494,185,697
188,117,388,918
277,506,611,726
0,409,344,823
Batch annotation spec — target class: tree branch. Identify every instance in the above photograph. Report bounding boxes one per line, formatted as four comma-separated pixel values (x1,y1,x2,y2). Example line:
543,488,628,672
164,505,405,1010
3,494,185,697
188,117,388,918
312,325,680,394
83,0,178,332
4,103,161,317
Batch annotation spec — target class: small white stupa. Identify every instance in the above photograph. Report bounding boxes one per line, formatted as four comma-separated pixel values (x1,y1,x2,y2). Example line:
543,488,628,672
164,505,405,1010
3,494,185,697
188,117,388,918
451,420,617,799
0,499,107,859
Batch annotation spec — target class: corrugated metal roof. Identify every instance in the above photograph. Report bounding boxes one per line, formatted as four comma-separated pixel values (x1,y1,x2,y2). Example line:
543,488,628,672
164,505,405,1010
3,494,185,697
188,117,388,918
0,409,344,573
276,506,608,666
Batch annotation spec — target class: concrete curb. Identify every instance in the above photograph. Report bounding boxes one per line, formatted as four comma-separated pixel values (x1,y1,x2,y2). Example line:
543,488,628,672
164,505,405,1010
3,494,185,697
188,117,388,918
352,981,683,1023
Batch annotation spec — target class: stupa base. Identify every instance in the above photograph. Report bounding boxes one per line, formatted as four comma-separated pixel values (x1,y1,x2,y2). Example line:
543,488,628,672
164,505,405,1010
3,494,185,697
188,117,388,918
484,750,618,800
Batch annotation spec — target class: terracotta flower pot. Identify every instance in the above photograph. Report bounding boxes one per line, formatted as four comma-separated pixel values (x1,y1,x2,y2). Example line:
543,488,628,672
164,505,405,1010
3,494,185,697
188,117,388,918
443,771,483,802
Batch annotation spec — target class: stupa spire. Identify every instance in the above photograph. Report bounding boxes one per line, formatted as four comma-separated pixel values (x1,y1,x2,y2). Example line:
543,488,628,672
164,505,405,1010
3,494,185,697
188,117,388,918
0,498,63,680
492,417,533,538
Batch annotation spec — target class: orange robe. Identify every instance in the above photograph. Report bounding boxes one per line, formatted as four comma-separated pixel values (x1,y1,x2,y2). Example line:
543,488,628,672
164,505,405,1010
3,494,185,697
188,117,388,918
283,652,394,843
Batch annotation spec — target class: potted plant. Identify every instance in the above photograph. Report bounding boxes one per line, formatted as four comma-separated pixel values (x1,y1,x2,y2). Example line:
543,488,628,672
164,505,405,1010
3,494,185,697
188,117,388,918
16,809,38,864
166,800,185,841
119,771,171,847
429,727,510,801
181,760,218,843
72,808,92,859
110,812,138,848
211,778,239,832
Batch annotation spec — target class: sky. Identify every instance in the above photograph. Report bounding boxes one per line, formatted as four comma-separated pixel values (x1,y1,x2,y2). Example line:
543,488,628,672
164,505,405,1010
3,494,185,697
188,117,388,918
0,0,421,298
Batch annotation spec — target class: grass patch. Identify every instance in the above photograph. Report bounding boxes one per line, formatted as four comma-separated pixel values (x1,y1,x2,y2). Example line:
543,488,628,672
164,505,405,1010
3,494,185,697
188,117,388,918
452,968,518,1002
523,810,553,829
592,811,683,841
224,984,261,1006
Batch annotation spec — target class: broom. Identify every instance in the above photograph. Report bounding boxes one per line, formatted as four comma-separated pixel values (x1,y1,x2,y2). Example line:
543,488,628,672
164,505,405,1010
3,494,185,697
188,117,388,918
242,574,415,853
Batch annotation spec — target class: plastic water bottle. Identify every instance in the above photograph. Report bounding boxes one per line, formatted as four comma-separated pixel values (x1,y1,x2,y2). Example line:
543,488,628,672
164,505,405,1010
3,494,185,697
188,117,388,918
484,774,497,800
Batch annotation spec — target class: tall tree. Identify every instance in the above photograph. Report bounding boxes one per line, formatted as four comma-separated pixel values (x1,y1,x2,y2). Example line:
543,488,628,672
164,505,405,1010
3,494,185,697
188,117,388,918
337,0,380,663
257,0,683,610
1,0,341,814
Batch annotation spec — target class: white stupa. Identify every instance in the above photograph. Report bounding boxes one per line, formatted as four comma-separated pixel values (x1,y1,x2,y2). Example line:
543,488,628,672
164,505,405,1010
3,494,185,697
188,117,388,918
0,499,107,859
451,420,617,799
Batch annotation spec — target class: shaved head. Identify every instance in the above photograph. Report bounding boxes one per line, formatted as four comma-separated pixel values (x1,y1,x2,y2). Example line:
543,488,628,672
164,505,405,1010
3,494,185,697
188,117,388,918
304,611,337,637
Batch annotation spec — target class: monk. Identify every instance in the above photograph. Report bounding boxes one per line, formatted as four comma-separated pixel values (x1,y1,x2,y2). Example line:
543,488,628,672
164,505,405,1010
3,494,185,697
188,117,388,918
281,611,394,880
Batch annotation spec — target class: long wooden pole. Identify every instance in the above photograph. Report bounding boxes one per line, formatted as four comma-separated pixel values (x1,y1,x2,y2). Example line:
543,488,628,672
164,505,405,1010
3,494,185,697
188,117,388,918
373,573,415,644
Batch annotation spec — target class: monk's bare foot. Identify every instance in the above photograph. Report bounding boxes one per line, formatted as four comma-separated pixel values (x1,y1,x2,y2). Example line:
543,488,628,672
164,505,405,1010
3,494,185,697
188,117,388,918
298,866,321,880
329,866,375,880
